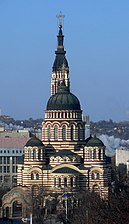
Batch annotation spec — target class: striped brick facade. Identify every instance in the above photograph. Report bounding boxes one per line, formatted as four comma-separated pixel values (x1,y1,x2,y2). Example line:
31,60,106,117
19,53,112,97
1,21,111,219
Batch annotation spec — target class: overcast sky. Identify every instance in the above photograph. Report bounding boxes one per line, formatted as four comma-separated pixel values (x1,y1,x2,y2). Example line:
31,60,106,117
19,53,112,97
0,0,129,122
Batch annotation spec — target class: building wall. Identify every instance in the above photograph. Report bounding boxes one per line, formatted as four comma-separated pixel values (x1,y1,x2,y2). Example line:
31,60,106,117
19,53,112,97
0,148,23,188
116,148,129,166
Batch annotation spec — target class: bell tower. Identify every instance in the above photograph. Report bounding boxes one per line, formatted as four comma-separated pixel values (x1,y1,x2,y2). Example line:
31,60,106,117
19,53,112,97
51,12,70,95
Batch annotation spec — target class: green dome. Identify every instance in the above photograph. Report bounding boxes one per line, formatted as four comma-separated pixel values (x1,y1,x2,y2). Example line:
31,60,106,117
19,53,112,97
86,136,104,147
47,82,81,111
25,136,44,147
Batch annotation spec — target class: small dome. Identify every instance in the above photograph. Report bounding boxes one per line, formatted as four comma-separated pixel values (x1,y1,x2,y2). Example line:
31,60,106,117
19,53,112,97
47,82,81,111
25,136,44,147
85,134,92,144
86,136,104,147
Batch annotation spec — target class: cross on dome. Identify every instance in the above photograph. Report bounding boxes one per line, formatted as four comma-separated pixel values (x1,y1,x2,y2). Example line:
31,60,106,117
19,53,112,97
56,12,65,27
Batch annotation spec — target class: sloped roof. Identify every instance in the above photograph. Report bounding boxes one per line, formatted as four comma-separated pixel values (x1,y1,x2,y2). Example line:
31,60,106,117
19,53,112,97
25,136,43,147
0,137,29,148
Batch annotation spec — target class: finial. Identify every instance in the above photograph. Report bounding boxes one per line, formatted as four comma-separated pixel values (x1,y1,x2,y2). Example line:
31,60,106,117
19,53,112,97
56,11,65,27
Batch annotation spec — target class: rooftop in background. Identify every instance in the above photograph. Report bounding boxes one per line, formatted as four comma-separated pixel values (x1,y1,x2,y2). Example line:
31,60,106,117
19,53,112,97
0,137,29,148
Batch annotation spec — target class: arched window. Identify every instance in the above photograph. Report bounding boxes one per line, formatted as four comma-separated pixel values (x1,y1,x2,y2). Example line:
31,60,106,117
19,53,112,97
54,125,58,140
29,150,32,159
47,125,51,141
31,173,34,180
92,172,99,180
99,149,101,160
89,150,92,159
78,125,81,140
93,149,96,159
36,173,39,180
70,125,74,140
54,178,56,187
64,177,67,187
70,177,73,187
33,149,36,159
12,201,22,217
38,148,41,160
62,125,66,140
58,178,61,187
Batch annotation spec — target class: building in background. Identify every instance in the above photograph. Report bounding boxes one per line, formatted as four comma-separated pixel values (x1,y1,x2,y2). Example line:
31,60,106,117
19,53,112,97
0,137,28,188
115,148,129,176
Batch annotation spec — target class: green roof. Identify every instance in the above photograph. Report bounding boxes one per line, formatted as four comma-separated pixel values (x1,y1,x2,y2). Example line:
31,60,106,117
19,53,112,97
86,136,104,147
25,136,43,147
47,83,81,111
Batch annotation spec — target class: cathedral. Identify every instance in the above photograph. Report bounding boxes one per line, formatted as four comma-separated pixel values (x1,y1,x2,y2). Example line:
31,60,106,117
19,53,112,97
1,18,111,219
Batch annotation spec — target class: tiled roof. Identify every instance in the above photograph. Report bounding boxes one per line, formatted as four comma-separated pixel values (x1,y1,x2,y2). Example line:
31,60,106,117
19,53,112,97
0,137,29,148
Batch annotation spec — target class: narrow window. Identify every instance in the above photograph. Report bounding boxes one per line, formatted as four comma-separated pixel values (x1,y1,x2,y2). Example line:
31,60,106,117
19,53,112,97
33,149,36,159
36,173,39,180
71,125,74,140
93,149,96,159
29,150,32,159
70,177,73,187
54,178,56,187
58,178,61,187
47,125,51,141
54,125,58,140
89,150,92,159
31,173,34,180
78,125,81,140
62,125,66,140
64,177,67,187
38,148,41,160
98,149,101,160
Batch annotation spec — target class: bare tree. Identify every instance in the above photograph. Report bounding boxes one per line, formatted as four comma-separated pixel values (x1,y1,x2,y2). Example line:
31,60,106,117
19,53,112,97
70,189,129,224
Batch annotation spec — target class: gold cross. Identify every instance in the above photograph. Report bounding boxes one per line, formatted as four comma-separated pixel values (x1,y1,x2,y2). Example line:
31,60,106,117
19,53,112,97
56,12,65,26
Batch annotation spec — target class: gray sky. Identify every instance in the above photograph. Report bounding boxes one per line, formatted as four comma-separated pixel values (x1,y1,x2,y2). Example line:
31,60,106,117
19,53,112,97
0,0,129,121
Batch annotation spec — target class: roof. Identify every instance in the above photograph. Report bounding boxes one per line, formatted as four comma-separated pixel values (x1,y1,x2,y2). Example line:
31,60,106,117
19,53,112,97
47,82,81,111
53,55,68,72
0,137,29,148
25,136,44,147
52,24,69,72
86,136,104,147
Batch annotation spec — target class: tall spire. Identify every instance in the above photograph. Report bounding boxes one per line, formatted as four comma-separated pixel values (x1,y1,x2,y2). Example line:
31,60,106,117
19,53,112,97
56,12,65,49
51,13,70,96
